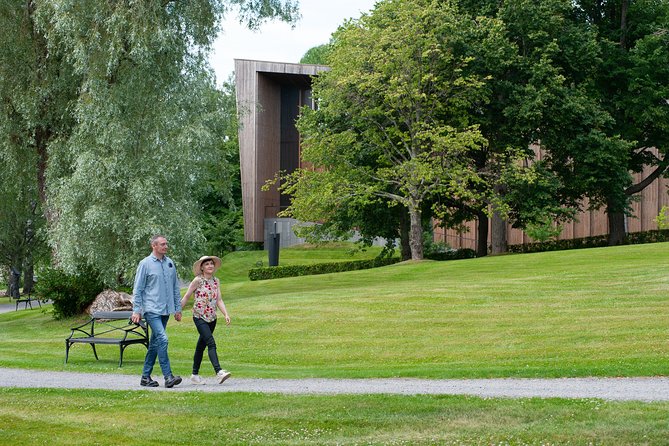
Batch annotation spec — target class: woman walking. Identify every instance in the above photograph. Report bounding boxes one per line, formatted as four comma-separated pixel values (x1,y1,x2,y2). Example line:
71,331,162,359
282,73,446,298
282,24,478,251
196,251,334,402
181,256,232,384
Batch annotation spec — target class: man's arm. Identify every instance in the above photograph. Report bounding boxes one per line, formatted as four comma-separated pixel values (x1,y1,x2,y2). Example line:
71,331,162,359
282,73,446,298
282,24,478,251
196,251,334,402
173,263,182,321
131,261,146,323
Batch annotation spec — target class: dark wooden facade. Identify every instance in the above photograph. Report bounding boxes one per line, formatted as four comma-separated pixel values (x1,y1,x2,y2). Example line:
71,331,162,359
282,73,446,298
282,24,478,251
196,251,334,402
235,60,668,248
435,147,669,249
235,60,328,242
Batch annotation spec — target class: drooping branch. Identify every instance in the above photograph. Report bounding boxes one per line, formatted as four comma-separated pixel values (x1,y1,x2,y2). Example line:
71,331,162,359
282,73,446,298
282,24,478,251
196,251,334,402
625,158,669,195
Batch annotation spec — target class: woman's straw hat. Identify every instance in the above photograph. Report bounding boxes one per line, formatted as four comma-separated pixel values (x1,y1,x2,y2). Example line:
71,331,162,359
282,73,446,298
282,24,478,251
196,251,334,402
192,255,222,276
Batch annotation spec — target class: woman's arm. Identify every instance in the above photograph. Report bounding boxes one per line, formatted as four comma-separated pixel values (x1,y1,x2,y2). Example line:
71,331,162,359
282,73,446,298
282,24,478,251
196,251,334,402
216,280,231,325
180,279,199,309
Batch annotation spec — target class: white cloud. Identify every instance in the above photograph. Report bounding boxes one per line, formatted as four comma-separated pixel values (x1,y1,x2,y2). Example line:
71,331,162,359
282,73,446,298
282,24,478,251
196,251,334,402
209,0,378,84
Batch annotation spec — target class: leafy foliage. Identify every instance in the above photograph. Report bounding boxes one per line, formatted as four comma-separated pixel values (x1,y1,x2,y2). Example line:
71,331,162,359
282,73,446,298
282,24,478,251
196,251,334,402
300,43,332,64
34,267,105,319
0,0,298,286
195,77,249,256
508,229,669,253
288,0,503,260
518,0,669,243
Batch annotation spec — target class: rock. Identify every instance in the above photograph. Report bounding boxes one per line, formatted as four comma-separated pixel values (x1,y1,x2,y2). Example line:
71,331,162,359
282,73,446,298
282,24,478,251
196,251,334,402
86,289,133,315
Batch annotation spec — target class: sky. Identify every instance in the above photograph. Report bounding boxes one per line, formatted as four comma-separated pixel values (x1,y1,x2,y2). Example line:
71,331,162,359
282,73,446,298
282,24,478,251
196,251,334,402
209,0,379,84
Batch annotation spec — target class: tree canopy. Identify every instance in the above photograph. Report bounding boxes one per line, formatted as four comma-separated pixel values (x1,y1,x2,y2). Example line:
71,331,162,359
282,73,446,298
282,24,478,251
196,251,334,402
467,0,669,247
0,0,299,285
288,0,512,260
289,0,669,256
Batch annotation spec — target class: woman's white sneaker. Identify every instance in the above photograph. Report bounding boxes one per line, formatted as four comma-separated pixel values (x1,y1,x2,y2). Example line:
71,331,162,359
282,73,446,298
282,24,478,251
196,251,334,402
190,374,206,385
216,370,231,384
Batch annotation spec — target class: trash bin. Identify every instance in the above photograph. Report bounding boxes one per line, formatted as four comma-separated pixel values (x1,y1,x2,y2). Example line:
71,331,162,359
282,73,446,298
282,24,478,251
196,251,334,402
268,232,280,267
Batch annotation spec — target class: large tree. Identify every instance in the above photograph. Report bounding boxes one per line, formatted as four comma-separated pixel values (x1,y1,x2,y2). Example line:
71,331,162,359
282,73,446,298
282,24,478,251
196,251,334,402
574,0,669,244
447,0,604,254
0,0,298,285
0,147,45,296
196,76,249,255
288,0,498,260
463,0,669,247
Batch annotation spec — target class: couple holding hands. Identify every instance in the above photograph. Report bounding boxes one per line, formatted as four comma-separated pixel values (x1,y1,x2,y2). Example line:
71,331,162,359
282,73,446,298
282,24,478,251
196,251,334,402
132,235,231,388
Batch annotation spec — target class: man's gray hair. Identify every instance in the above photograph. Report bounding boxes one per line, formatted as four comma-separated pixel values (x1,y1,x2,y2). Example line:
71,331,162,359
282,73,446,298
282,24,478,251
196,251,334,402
150,234,166,245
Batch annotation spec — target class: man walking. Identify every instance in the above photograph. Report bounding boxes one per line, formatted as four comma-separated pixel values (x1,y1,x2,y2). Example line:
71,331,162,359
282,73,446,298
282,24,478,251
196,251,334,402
132,234,183,388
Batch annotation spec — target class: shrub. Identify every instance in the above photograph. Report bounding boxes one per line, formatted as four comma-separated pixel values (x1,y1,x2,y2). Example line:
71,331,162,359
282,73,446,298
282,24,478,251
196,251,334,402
34,267,105,319
425,248,477,261
249,257,400,281
626,229,669,244
508,229,669,254
508,235,609,253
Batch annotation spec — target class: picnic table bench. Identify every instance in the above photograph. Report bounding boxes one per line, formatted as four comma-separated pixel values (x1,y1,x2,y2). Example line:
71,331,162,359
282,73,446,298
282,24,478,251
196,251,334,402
65,311,148,367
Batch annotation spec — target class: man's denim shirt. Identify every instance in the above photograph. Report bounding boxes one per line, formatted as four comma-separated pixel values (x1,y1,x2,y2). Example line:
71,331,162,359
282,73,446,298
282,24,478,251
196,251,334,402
132,254,181,316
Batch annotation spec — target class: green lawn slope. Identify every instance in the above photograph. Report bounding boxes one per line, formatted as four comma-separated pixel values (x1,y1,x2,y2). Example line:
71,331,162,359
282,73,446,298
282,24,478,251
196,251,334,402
2,242,669,445
0,242,667,379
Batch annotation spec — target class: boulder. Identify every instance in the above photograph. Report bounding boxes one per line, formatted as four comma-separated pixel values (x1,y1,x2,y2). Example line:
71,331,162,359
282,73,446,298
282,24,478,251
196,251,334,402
86,289,133,315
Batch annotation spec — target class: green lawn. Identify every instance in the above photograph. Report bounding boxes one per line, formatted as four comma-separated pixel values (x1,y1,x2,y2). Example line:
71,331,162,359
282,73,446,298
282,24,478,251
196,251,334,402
216,242,388,283
1,388,668,445
2,242,667,378
1,242,668,444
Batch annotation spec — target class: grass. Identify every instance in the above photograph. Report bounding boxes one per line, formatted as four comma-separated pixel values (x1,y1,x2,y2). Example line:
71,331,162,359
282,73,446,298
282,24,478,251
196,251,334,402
1,241,669,444
2,242,667,378
216,242,388,283
1,388,668,445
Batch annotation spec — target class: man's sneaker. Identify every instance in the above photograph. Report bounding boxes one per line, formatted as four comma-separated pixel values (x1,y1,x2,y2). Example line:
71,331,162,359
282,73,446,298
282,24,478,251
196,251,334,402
216,369,231,384
164,374,182,388
190,374,206,385
140,376,159,387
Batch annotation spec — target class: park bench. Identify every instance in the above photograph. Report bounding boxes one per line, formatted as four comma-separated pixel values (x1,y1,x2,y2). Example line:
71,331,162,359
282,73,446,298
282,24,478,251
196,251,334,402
15,294,41,311
65,311,148,367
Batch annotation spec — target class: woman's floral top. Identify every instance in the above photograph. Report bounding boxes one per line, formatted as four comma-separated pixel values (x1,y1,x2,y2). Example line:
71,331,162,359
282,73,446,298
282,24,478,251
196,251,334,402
192,275,219,322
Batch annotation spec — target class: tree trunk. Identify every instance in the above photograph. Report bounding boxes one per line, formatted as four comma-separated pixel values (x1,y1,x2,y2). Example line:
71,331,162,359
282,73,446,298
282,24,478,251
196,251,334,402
490,209,507,254
23,257,34,295
476,211,488,257
5,267,10,297
607,209,626,246
9,266,21,299
408,206,424,260
399,210,412,261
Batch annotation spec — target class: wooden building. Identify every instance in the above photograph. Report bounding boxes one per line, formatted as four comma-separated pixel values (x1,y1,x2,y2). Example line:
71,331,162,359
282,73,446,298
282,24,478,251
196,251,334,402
435,150,669,250
236,59,669,249
235,59,328,245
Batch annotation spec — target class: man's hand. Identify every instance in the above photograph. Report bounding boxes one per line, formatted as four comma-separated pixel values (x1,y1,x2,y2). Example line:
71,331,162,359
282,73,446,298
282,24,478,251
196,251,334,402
131,312,141,324
174,312,182,322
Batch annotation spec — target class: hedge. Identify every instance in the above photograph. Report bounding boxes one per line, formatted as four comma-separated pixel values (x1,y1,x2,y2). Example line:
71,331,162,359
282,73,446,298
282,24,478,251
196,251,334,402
248,257,400,281
508,229,669,254
424,248,477,261
248,247,479,281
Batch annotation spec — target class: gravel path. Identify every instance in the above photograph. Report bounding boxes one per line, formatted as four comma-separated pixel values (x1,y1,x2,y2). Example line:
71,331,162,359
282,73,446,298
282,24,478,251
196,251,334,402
1,367,668,401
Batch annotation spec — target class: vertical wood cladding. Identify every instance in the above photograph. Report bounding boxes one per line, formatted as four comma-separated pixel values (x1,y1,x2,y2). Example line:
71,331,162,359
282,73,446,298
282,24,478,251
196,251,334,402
235,60,329,242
